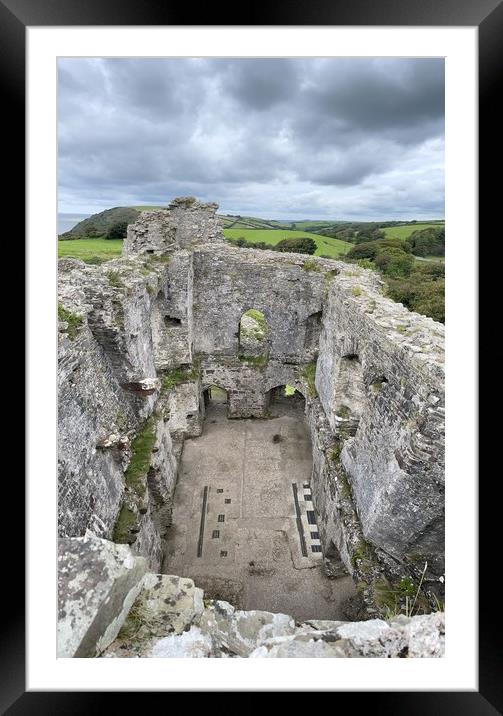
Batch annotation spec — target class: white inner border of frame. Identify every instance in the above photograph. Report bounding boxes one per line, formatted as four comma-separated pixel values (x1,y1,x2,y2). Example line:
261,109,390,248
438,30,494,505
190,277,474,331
27,26,477,691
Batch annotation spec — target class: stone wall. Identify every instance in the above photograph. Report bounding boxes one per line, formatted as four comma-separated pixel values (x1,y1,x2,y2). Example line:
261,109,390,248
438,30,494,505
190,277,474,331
124,196,224,255
316,273,445,582
58,256,178,571
58,197,445,606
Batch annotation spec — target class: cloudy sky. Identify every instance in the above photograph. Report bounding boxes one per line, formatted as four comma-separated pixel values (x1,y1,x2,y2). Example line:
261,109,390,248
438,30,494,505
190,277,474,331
58,58,444,221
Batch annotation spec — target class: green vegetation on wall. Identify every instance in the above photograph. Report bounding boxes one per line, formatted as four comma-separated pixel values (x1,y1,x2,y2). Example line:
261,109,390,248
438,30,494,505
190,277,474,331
58,304,84,339
301,361,318,397
161,365,200,393
238,354,269,368
112,505,137,544
124,418,157,497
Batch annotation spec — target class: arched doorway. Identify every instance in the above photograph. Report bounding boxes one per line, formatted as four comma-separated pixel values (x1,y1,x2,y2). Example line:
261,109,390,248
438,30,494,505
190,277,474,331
203,384,229,408
266,384,305,416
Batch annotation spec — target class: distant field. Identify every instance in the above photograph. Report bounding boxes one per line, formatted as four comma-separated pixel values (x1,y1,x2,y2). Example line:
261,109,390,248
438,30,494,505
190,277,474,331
383,222,444,240
132,205,164,211
224,228,350,258
58,238,123,261
290,220,336,231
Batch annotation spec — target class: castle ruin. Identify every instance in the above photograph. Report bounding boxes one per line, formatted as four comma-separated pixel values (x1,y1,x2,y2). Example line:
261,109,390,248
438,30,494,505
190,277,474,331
57,197,445,658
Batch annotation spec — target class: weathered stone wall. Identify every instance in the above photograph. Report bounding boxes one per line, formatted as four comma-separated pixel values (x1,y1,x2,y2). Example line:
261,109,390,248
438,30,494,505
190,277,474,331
58,197,445,605
58,256,178,570
316,273,445,580
192,245,329,363
151,251,193,369
124,196,224,255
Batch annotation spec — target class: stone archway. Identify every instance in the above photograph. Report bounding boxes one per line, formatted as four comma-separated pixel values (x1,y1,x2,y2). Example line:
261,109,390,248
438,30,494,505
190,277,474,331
266,384,306,416
203,384,229,408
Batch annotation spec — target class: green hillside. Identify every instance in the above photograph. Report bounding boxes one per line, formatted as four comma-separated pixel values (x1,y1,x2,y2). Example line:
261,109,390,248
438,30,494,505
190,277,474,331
59,207,141,239
224,228,350,258
221,216,343,232
383,222,445,240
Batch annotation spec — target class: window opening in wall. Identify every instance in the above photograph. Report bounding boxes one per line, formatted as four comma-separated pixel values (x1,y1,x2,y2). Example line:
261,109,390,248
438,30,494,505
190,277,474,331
238,309,269,360
164,316,182,327
304,311,322,352
333,353,366,436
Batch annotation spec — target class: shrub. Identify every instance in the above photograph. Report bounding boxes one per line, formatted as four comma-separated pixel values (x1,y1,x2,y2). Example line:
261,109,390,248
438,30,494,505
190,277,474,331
408,227,445,257
275,237,317,255
374,247,414,278
106,220,129,240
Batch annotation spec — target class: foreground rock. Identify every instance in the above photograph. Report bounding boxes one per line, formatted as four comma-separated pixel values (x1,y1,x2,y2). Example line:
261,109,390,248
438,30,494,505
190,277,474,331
103,597,444,658
57,533,147,657
57,536,444,659
50,538,442,660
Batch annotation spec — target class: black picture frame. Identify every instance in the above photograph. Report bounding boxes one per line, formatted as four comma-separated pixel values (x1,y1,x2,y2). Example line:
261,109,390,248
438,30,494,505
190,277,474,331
6,0,497,710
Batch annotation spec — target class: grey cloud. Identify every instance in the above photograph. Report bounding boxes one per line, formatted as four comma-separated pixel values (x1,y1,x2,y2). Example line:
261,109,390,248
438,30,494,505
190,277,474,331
58,57,444,220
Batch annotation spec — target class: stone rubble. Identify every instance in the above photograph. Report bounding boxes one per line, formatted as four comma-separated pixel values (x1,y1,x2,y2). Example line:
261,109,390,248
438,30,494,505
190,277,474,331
59,534,444,659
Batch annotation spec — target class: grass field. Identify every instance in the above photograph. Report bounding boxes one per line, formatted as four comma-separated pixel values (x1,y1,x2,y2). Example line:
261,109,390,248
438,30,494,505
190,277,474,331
383,222,444,240
58,238,123,262
224,228,350,258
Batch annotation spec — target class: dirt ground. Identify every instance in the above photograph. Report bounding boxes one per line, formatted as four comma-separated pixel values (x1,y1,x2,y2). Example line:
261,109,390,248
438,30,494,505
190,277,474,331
163,397,357,621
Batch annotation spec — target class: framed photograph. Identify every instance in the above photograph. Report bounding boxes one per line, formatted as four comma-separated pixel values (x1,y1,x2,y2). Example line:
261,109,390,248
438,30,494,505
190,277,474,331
7,0,495,708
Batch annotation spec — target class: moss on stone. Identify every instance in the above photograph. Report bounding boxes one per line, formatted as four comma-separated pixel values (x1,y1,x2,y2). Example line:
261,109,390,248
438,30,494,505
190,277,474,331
328,442,342,462
107,270,125,289
301,361,317,397
113,504,138,544
162,365,200,393
238,354,269,368
351,285,362,297
337,472,353,500
373,578,400,612
147,253,171,265
351,538,373,568
336,404,351,419
240,309,268,342
124,418,157,497
302,260,323,272
58,304,84,340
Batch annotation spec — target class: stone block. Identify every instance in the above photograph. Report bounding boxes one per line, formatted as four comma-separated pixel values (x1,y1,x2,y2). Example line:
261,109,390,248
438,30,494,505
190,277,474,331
57,534,148,657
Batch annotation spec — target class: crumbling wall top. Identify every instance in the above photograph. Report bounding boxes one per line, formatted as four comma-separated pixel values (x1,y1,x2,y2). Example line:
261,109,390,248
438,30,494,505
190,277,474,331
123,196,224,255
